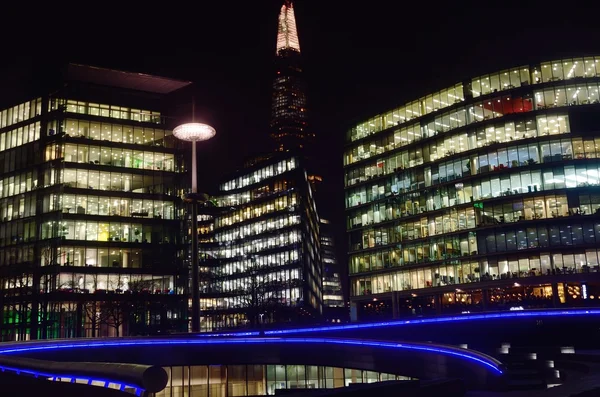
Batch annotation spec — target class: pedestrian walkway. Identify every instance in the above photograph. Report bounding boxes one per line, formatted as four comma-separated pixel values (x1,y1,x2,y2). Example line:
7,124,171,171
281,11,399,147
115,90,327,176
467,361,600,397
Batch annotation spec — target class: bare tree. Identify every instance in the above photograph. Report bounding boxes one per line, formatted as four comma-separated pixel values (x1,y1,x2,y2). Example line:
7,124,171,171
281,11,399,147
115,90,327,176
99,299,129,337
39,241,57,267
108,274,126,292
4,266,35,341
98,275,138,336
59,275,78,291
83,274,101,337
12,271,33,292
126,279,156,336
241,263,286,328
84,301,101,337
128,279,155,293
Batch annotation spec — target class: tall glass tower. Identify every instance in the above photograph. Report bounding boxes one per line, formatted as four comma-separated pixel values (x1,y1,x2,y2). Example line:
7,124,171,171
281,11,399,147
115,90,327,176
270,1,314,158
269,1,345,317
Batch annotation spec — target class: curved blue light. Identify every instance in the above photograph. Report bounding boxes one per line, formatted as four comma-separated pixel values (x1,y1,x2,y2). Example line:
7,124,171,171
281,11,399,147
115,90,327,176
249,308,600,336
7,308,596,388
0,337,503,376
0,363,141,395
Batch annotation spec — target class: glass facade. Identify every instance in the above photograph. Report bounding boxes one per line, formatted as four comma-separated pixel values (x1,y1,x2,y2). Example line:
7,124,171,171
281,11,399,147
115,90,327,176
320,219,344,311
0,77,189,341
51,99,162,124
344,56,600,320
156,364,412,397
198,154,322,331
270,2,312,154
0,98,42,130
323,274,343,307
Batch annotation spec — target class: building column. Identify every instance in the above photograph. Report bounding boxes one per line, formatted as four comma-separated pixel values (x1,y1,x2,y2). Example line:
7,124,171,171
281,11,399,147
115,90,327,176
75,302,83,338
551,282,560,308
225,365,229,397
392,291,399,319
30,272,41,340
474,207,483,226
481,289,489,311
350,302,358,322
434,294,442,315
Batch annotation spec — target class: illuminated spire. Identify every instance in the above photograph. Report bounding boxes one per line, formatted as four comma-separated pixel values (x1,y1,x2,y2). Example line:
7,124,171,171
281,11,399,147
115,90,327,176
276,0,301,54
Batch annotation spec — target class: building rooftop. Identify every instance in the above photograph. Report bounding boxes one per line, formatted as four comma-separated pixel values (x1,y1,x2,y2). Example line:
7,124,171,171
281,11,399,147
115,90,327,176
66,63,193,94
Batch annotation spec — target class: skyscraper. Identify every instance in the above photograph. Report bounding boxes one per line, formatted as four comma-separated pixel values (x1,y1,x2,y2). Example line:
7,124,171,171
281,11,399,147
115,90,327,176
270,1,314,157
270,1,345,315
191,2,346,331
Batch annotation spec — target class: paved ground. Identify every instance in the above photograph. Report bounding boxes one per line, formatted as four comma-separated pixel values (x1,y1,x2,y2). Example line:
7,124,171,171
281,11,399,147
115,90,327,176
467,360,600,397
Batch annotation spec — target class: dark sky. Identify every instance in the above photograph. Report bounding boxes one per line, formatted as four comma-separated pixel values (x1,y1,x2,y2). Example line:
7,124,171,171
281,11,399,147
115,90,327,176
2,1,599,280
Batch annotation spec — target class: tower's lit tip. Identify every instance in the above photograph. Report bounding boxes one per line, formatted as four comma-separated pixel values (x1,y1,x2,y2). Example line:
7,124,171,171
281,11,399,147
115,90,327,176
276,0,301,54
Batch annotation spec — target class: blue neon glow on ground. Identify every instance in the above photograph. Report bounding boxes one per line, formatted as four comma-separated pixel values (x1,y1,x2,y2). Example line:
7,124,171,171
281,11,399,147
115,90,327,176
0,337,503,375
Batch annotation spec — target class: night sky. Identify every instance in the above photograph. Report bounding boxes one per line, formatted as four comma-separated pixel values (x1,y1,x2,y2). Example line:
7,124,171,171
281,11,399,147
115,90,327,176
2,1,599,282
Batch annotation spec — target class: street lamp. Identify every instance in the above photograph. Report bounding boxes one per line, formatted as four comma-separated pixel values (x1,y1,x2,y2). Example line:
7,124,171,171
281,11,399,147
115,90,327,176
173,122,216,333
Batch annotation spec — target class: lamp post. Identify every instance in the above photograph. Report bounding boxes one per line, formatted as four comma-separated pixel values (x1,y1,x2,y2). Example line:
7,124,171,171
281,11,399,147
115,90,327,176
173,122,216,333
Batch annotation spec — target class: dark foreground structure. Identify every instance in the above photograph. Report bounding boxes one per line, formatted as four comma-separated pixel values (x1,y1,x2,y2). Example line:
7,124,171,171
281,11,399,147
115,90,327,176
4,308,600,396
0,335,501,396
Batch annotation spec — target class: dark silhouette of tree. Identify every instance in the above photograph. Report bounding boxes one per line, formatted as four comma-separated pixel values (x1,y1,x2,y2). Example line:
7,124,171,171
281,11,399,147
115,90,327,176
99,299,129,337
39,241,57,267
128,279,155,293
85,275,134,337
0,263,35,341
83,274,101,337
242,261,286,328
126,279,156,336
108,274,127,292
84,300,101,337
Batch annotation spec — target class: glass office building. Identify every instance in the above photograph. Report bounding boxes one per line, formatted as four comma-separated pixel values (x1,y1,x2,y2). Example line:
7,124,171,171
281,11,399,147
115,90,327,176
156,364,412,397
323,273,344,308
345,56,600,320
198,153,322,331
0,64,190,340
320,219,345,321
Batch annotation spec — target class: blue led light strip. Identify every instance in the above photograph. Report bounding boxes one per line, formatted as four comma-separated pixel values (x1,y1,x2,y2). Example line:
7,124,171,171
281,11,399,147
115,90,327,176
250,308,600,335
0,363,140,395
0,337,503,376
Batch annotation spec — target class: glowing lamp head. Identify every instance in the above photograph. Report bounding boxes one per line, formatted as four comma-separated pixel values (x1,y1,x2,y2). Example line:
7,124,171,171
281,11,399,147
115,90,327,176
173,123,216,142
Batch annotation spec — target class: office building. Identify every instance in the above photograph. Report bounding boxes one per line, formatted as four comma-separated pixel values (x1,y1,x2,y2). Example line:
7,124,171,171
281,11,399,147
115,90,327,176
0,64,190,340
320,219,345,320
344,56,600,320
197,152,322,331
